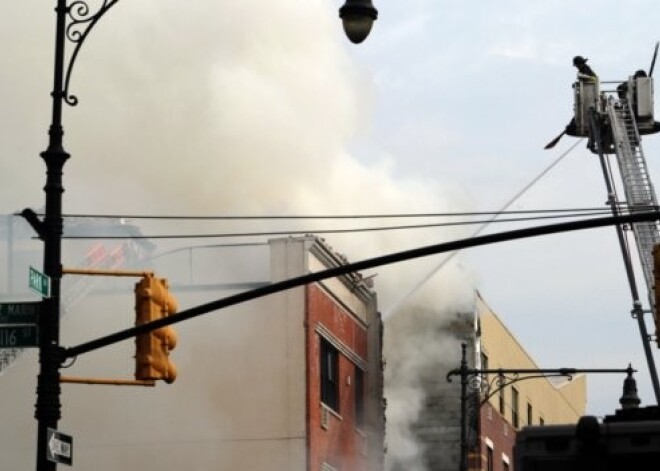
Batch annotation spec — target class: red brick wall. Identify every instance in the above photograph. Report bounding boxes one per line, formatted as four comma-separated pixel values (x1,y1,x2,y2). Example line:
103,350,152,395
477,403,516,470
306,284,368,471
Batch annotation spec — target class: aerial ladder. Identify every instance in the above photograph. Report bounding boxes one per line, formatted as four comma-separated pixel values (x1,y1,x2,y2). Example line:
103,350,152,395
570,51,660,403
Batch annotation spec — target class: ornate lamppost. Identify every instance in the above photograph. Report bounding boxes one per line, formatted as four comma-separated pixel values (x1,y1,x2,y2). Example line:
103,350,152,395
23,2,377,470
446,343,635,471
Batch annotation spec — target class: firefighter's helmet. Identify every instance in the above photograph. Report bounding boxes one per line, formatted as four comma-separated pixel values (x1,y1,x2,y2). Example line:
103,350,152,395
573,55,588,66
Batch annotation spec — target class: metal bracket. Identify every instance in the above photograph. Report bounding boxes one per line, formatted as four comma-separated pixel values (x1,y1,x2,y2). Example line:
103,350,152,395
62,0,121,106
20,208,45,239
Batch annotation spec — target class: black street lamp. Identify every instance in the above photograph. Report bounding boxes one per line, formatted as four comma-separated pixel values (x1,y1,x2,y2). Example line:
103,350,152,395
339,0,378,44
23,1,377,470
446,343,635,471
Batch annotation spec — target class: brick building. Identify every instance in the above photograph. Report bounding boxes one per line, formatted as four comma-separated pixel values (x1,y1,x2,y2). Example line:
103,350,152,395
0,230,385,470
412,292,586,471
276,236,385,470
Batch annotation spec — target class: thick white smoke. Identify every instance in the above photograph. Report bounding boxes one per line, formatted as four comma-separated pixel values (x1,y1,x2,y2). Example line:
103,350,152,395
0,1,477,469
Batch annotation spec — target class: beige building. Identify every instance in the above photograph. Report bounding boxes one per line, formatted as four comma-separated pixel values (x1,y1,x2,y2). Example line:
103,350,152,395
477,292,586,429
410,292,586,471
474,292,586,471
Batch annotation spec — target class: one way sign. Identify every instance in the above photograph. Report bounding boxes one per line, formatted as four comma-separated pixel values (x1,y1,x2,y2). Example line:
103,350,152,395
47,428,73,466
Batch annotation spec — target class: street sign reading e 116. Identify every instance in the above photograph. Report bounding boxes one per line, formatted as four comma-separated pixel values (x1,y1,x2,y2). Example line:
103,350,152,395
0,325,39,348
29,266,50,298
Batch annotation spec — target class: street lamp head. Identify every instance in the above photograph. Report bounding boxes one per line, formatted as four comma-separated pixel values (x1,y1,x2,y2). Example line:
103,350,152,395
339,0,378,44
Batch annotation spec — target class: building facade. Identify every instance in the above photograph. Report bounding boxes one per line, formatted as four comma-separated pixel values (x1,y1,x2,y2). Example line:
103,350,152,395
271,236,385,471
474,293,586,471
412,292,586,471
0,229,385,470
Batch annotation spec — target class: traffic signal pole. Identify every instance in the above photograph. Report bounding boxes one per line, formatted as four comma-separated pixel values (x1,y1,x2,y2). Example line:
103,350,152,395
33,1,70,469
29,2,124,468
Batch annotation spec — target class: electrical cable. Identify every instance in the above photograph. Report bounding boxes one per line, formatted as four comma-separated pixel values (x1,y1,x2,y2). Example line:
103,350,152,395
59,209,614,240
38,207,621,220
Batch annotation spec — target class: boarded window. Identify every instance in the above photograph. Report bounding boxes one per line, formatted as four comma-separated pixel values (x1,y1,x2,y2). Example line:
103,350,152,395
321,338,339,412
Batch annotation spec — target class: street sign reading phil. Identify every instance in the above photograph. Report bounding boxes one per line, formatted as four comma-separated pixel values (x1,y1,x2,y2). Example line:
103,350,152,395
29,266,50,298
0,301,40,324
47,428,73,466
0,325,39,348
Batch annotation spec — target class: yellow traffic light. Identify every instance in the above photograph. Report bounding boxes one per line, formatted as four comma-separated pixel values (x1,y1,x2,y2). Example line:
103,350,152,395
654,245,660,348
134,274,178,383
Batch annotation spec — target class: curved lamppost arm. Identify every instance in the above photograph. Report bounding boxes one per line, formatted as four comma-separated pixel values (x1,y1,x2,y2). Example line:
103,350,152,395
445,343,635,471
62,0,121,106
476,372,573,407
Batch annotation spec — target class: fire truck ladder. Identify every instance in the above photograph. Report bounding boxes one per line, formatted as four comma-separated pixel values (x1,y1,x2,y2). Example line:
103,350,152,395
591,97,660,403
608,99,660,286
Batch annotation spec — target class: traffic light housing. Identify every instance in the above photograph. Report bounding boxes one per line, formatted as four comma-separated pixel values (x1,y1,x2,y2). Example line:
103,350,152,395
135,274,178,383
654,245,660,347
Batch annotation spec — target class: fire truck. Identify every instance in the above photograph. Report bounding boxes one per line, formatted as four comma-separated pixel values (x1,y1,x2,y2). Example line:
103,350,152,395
516,48,660,469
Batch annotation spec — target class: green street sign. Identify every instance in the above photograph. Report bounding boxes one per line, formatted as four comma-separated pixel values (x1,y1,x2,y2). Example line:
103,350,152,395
0,302,40,324
0,325,39,348
29,266,50,298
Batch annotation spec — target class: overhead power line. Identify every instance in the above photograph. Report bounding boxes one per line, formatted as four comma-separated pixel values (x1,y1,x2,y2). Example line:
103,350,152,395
60,210,617,240
30,207,631,220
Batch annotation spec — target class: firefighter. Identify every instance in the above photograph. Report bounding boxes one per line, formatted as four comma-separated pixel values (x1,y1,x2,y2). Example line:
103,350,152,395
545,56,599,149
573,56,598,82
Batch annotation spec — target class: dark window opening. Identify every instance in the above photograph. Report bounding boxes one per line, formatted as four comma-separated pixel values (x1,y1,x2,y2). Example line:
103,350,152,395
481,352,489,383
321,338,339,412
355,366,365,429
498,375,505,415
527,402,533,426
512,387,520,429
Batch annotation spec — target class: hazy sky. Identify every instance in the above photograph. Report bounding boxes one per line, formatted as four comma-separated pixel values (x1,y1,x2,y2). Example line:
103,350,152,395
2,1,660,467
350,0,660,415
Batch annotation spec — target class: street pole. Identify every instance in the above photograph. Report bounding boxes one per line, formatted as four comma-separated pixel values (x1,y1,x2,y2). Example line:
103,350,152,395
34,1,69,469
458,343,469,471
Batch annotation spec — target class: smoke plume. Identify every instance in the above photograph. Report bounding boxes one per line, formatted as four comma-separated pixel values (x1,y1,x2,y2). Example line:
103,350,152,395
0,1,477,469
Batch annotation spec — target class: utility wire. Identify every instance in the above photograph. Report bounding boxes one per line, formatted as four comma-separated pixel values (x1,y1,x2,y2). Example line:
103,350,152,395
38,207,624,220
60,209,614,240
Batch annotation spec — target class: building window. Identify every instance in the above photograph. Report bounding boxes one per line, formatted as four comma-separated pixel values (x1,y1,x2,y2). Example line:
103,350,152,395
511,387,519,428
527,402,533,426
355,366,365,429
321,338,339,412
503,460,509,471
539,417,545,426
480,352,489,387
498,375,505,415
486,446,494,471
